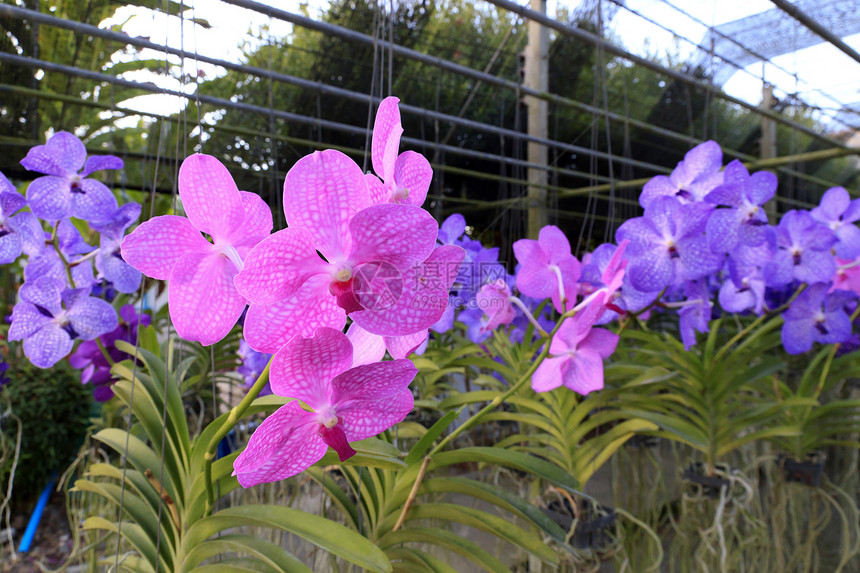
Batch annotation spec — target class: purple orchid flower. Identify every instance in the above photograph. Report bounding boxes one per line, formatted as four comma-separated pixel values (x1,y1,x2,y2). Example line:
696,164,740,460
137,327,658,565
810,186,860,259
458,306,492,344
68,305,151,401
0,172,43,264
20,132,122,224
763,210,837,287
703,160,775,253
122,154,273,345
639,140,724,207
91,203,142,294
24,219,95,289
616,196,722,293
8,277,118,368
235,150,453,352
437,213,466,245
678,279,713,350
232,327,416,486
365,97,432,206
580,241,655,323
531,292,618,395
718,234,776,314
237,338,273,397
781,283,856,354
513,225,581,313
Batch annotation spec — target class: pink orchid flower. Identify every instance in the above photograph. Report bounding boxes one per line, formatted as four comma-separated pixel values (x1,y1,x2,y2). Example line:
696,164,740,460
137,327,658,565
513,225,582,313
235,150,452,353
477,279,516,330
345,243,464,362
121,154,272,345
365,96,432,206
532,292,619,395
232,327,416,487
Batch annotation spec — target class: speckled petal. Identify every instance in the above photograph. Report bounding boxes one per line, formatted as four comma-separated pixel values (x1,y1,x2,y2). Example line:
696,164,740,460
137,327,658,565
283,150,370,261
178,154,245,241
331,358,416,404
347,204,437,268
393,151,431,206
23,324,73,368
26,176,72,221
168,251,246,346
372,96,402,181
234,228,328,305
242,275,346,354
233,401,323,487
121,215,212,280
338,388,414,442
8,303,52,341
229,191,273,247
346,323,386,366
68,295,119,340
270,327,353,408
385,330,428,359
71,179,119,224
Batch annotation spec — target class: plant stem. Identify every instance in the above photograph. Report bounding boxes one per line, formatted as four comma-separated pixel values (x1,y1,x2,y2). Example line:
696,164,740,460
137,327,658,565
429,315,565,456
95,338,115,366
203,357,272,515
51,231,76,287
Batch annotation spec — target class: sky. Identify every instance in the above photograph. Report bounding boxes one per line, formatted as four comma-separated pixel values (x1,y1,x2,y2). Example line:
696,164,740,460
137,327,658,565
97,0,860,133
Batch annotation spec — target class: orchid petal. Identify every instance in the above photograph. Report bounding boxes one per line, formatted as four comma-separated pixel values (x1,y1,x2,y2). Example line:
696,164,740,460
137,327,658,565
283,150,370,261
243,275,346,354
393,151,431,206
561,348,605,395
234,228,328,305
68,296,119,340
346,323,386,366
532,356,564,392
385,330,428,359
338,388,414,442
364,174,389,206
80,155,123,177
233,401,323,487
121,215,212,280
372,96,402,180
347,204,437,268
168,251,246,345
178,154,245,241
71,179,119,223
231,191,273,247
26,176,72,221
269,326,353,408
332,358,416,404
8,303,52,341
23,324,73,368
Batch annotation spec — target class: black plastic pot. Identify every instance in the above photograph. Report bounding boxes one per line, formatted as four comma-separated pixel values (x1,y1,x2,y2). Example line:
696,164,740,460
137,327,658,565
541,497,617,550
682,462,730,499
779,454,824,487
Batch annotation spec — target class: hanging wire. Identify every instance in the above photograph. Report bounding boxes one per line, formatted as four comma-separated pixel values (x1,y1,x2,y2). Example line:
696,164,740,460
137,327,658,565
114,3,174,569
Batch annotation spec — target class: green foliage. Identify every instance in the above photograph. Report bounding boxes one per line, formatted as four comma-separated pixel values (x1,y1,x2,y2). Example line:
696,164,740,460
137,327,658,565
0,359,93,502
75,335,394,572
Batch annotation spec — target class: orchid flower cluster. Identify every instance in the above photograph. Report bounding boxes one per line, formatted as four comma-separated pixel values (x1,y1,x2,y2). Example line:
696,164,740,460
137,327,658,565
468,141,860,378
120,97,464,485
1,133,146,399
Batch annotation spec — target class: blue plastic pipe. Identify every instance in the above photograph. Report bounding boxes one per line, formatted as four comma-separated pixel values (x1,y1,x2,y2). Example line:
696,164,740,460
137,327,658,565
18,474,56,552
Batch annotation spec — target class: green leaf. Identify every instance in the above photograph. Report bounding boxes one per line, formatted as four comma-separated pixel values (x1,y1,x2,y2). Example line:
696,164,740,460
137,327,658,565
404,409,460,466
180,534,312,572
382,502,558,563
184,505,391,572
429,447,581,492
82,516,157,573
380,528,509,573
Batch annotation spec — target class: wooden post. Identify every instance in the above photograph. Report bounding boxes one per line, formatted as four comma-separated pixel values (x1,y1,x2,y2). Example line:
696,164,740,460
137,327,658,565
524,0,549,239
761,83,778,218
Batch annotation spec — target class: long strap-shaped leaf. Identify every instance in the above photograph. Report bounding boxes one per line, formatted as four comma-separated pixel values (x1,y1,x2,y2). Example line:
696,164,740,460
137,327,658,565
181,505,392,573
